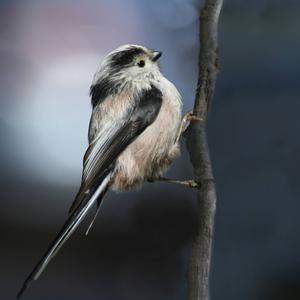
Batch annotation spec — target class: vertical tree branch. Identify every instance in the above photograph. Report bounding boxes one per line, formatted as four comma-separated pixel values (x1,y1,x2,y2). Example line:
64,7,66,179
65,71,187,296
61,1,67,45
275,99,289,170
186,1,223,300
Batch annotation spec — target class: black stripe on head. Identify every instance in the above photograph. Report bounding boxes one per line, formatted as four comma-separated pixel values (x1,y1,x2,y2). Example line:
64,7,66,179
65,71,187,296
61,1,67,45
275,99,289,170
90,46,147,107
110,46,145,70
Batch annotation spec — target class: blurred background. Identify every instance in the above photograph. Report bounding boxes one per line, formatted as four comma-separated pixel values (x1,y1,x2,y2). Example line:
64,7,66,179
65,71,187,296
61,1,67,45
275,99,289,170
1,0,300,299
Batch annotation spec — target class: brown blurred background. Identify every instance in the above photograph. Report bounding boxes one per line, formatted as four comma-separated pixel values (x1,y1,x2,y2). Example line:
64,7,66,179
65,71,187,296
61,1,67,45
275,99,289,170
1,0,300,299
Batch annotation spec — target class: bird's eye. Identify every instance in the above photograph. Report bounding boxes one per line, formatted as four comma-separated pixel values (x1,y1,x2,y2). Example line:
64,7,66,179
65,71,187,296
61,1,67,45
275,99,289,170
137,60,145,67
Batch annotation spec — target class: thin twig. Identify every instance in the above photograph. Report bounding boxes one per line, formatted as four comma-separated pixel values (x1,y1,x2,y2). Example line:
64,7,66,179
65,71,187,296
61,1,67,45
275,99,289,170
185,0,223,300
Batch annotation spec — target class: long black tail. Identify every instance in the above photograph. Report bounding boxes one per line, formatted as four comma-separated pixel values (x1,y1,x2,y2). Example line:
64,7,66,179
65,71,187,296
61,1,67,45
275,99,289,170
17,170,112,299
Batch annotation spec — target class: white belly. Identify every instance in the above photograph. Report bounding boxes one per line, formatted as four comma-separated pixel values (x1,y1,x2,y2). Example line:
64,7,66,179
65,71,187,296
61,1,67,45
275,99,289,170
112,78,182,191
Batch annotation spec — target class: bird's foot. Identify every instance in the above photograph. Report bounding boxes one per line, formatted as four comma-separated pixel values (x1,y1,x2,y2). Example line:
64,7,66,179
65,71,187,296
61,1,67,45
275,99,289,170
176,111,202,142
158,177,199,188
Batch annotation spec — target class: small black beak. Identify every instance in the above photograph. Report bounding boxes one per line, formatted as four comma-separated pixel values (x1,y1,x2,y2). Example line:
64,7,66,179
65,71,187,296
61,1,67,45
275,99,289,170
152,51,162,62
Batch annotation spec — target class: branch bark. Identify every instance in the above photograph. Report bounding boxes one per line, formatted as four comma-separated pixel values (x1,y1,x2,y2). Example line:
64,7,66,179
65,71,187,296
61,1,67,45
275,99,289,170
185,1,223,300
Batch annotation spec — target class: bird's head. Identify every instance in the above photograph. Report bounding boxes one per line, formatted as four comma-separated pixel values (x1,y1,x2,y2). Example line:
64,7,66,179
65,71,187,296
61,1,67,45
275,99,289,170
92,44,162,86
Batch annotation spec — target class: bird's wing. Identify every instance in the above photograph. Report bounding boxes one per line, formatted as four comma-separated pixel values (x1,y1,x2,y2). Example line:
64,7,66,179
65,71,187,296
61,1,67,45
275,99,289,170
69,84,163,214
17,85,163,299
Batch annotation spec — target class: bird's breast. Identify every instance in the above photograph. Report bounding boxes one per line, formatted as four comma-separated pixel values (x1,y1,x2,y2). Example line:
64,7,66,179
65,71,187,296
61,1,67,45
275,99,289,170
112,79,182,191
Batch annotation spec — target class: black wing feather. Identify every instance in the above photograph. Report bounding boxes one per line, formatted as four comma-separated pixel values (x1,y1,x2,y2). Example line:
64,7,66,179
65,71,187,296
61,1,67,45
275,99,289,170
69,84,162,213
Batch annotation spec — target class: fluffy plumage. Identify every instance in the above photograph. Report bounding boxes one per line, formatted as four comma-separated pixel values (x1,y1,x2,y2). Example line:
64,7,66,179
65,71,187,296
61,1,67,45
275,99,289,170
18,44,182,298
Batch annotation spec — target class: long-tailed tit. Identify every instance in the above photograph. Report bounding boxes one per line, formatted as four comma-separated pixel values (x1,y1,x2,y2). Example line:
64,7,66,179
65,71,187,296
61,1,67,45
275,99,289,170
18,44,182,297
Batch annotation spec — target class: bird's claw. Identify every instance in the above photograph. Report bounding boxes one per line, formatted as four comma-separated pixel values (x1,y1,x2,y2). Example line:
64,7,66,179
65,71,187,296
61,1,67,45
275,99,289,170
183,111,202,123
180,112,202,135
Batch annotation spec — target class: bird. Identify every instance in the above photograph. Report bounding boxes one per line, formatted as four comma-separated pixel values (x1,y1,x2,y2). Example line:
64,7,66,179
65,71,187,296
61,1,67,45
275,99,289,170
17,44,183,298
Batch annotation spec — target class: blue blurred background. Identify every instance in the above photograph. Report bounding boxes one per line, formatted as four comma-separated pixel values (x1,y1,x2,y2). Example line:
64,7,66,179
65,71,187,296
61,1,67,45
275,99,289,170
1,0,300,299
